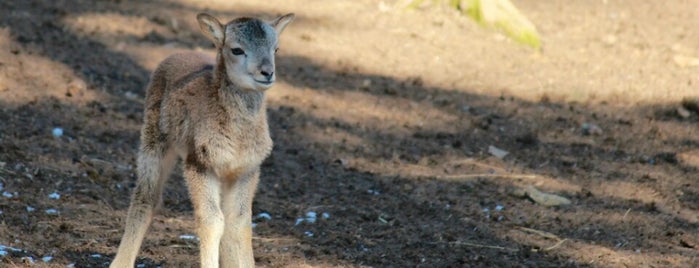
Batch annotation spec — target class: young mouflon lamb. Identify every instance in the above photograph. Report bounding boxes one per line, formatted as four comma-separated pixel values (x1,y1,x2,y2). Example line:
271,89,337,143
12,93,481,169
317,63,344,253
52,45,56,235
110,12,294,268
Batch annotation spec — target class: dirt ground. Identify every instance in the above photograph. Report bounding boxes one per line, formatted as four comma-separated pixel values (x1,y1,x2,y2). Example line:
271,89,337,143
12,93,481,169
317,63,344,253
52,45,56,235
1,0,699,267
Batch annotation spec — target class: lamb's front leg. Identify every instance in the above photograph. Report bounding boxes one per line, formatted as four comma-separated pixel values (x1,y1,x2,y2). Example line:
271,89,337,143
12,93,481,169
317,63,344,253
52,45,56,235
184,156,224,268
220,168,260,268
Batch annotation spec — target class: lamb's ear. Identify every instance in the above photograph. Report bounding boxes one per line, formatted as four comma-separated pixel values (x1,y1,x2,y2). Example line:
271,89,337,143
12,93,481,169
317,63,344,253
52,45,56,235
270,13,295,35
197,13,224,48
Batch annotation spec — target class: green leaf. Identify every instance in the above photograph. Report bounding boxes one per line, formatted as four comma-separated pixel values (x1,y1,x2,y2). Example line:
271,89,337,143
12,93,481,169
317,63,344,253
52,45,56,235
405,0,542,49
463,0,541,49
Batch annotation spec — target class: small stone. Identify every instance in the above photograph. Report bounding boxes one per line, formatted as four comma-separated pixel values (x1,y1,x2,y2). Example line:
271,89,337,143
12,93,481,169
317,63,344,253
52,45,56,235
488,145,509,159
45,209,59,215
581,123,603,136
523,185,571,207
256,212,272,220
367,189,380,195
179,234,197,240
677,107,691,119
52,128,63,137
124,91,139,100
48,192,60,200
360,79,372,90
673,54,699,68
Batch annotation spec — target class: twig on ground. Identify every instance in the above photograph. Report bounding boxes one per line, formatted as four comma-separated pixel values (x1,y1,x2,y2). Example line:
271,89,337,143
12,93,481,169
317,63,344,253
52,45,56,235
437,173,539,180
622,208,631,221
449,241,519,252
517,226,569,252
543,239,567,252
517,227,560,240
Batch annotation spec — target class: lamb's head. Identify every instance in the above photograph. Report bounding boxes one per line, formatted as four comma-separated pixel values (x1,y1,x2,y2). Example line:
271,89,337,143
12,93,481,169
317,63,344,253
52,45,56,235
197,13,294,91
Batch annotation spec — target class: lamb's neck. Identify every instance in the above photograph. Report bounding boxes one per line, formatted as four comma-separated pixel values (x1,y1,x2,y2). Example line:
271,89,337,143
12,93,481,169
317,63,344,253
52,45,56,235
218,84,266,117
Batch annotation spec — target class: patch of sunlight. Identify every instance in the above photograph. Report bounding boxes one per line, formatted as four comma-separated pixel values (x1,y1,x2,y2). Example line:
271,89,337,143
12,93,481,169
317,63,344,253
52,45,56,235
0,28,101,106
344,155,581,194
64,12,195,71
292,121,366,150
589,180,699,223
63,12,171,41
678,150,699,169
562,240,690,267
556,209,665,233
117,42,198,72
269,82,460,133
169,0,239,10
590,180,659,205
507,226,692,267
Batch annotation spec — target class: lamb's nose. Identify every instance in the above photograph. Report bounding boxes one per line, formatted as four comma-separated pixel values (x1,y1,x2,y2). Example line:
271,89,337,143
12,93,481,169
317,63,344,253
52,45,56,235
260,69,274,80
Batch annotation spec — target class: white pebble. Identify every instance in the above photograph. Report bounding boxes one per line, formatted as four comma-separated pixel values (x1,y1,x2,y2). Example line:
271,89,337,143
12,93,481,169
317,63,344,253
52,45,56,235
295,218,305,226
251,222,257,228
304,231,314,237
48,192,61,200
2,191,13,198
321,212,330,219
257,212,272,220
52,128,63,137
124,91,139,100
0,245,22,252
66,263,76,268
495,205,504,211
45,209,59,215
179,234,198,240
42,256,53,262
26,206,35,212
306,211,317,218
0,250,7,256
90,254,102,258
367,189,380,195
136,264,146,268
305,211,317,222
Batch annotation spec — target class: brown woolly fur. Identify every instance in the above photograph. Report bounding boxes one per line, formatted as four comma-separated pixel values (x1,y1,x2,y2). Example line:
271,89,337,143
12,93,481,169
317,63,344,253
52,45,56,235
110,12,294,268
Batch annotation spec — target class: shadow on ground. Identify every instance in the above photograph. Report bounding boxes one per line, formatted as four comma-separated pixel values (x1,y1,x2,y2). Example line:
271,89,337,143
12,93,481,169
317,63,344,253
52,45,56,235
1,0,698,267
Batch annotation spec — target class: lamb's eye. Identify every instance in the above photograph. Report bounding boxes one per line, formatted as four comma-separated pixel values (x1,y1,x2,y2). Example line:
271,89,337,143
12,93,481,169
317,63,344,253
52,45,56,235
274,48,279,54
231,48,245,55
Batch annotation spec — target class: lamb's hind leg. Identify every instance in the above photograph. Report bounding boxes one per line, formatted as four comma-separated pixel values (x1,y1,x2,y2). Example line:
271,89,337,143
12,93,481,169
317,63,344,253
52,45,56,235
110,148,176,268
220,168,259,268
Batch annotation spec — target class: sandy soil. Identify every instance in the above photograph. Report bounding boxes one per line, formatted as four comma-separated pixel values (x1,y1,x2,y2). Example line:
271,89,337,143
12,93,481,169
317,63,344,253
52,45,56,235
1,0,699,267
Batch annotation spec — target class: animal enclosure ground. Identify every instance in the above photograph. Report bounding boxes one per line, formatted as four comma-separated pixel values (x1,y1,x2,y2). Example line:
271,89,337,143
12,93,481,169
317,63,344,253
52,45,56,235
1,0,699,267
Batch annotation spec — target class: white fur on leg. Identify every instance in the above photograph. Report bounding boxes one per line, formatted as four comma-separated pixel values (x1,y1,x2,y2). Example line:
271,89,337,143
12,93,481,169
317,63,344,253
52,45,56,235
220,170,259,268
185,169,225,268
